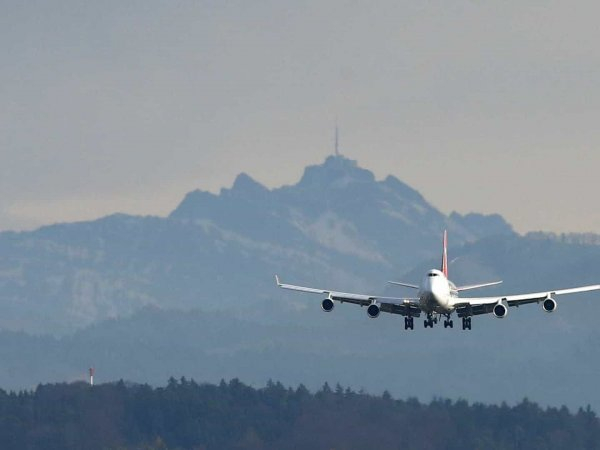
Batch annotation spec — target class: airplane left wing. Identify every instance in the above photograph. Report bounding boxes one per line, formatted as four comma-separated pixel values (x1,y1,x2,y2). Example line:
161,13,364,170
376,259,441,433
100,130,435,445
275,276,421,317
454,284,600,317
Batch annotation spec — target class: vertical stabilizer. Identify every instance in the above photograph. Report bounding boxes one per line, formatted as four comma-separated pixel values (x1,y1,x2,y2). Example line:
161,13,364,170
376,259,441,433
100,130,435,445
441,230,448,277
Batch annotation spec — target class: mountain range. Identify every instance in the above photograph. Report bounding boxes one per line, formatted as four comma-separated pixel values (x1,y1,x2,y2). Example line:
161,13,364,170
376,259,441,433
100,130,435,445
0,156,515,334
1,155,599,411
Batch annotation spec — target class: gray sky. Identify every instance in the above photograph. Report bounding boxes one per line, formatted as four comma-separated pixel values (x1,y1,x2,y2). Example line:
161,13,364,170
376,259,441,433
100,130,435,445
2,1,600,234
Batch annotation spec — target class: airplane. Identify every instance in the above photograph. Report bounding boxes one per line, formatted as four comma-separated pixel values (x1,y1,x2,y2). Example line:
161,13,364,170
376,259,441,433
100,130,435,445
275,231,600,330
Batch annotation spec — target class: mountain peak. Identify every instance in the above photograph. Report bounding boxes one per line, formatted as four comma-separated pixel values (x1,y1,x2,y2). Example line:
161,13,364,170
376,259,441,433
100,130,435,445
298,155,375,189
230,173,268,195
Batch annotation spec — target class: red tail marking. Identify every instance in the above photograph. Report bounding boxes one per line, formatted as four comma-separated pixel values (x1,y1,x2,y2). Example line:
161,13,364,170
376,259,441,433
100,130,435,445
441,230,448,277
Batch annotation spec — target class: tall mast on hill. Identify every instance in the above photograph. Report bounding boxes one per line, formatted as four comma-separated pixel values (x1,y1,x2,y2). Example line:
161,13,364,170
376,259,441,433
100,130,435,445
334,120,340,157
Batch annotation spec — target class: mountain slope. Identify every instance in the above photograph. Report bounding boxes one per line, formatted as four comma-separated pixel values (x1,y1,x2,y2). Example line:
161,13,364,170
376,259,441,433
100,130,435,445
0,156,513,334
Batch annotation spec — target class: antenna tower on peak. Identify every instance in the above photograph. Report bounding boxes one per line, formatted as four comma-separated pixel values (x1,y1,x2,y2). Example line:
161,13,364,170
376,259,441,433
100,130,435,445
334,120,340,157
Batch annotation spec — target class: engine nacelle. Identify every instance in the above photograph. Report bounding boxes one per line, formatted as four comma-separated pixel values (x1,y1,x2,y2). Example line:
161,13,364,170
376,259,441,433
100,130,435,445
321,298,334,312
542,297,557,313
493,300,509,318
367,303,380,319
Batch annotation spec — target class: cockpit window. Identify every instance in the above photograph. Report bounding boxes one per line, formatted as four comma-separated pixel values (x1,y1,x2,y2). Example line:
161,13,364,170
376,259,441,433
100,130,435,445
428,273,438,277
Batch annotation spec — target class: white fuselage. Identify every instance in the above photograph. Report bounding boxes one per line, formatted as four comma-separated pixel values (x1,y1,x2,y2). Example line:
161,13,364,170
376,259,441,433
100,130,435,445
417,269,458,314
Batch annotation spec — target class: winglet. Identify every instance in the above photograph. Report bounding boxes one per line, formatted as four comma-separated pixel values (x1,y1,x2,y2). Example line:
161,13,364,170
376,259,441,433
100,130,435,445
275,275,281,286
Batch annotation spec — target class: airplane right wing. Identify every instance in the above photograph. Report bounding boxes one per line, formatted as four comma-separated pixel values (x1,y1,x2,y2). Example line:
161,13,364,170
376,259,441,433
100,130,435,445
276,276,422,317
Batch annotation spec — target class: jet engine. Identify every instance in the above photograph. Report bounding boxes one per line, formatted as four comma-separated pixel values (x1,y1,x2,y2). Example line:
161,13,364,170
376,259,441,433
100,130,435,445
367,303,381,318
493,300,509,318
542,297,557,313
321,298,334,312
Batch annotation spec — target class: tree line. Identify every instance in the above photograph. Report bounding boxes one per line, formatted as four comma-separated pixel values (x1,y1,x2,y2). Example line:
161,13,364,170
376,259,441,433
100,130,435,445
0,377,597,449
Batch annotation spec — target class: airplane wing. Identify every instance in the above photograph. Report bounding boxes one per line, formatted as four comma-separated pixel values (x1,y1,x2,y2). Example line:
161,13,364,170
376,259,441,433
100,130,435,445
453,284,600,317
275,276,422,317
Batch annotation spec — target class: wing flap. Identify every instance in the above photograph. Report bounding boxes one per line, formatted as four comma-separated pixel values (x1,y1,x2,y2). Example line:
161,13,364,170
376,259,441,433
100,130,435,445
380,302,422,317
454,303,494,317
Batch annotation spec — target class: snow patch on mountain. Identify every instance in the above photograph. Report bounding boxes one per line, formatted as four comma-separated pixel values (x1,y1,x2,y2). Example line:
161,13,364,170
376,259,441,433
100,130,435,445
290,211,386,263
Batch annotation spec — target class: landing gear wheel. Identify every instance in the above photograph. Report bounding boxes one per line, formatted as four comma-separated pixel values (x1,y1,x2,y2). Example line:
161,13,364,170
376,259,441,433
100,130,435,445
405,317,414,330
449,320,454,328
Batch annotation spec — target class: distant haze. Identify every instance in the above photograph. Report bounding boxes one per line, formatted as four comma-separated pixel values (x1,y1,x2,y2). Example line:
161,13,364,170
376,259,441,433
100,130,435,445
2,1,599,233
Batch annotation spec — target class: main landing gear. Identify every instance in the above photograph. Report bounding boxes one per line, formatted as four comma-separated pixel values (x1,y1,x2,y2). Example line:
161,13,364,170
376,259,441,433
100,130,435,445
422,313,457,329
423,314,437,328
420,314,473,330
443,315,454,328
462,317,472,330
404,317,414,330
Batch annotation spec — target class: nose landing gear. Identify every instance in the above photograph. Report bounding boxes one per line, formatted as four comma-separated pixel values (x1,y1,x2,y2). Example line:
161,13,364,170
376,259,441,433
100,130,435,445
404,317,414,330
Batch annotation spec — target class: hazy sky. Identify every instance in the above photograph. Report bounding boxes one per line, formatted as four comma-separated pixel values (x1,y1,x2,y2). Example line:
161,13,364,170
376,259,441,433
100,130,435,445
2,1,600,234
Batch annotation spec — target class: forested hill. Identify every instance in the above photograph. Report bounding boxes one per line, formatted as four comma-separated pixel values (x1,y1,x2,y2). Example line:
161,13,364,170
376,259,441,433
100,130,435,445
2,379,599,450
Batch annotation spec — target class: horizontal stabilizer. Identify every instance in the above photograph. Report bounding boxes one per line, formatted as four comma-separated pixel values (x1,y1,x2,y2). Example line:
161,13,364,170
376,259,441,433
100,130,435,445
456,281,503,292
387,281,419,289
